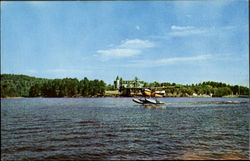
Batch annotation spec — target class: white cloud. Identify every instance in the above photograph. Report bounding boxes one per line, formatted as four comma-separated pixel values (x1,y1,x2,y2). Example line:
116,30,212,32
96,39,155,61
170,29,208,37
119,39,154,49
158,54,210,63
171,25,194,30
151,25,238,40
127,54,211,67
150,26,210,40
97,48,140,60
169,25,208,37
136,25,140,30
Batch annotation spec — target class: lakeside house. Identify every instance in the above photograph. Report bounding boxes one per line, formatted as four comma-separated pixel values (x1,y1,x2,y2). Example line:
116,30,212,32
113,76,168,97
114,76,144,90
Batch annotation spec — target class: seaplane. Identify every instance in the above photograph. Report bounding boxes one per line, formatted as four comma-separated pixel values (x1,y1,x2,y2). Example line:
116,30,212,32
132,88,165,105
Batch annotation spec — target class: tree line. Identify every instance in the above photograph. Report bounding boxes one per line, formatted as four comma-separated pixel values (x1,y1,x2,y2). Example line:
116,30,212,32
144,81,249,97
1,74,106,97
1,74,249,98
110,76,249,97
166,81,249,97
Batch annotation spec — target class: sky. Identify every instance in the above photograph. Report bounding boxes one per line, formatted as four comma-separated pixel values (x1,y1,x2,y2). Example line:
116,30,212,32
1,1,249,87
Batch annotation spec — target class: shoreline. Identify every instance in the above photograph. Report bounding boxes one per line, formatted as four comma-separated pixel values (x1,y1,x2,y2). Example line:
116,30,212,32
1,95,249,99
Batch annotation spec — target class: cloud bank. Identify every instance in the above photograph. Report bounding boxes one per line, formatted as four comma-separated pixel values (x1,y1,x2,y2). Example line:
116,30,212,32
127,54,211,67
96,39,155,61
169,25,207,37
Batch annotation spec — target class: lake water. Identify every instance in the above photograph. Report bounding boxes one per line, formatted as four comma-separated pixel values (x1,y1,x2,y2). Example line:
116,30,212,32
1,97,249,160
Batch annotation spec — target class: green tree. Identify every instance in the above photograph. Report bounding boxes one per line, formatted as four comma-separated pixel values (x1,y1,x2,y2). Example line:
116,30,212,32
119,77,123,89
99,80,106,96
106,84,114,90
29,84,42,97
134,76,139,88
214,87,232,97
154,81,160,87
80,77,89,97
143,82,149,88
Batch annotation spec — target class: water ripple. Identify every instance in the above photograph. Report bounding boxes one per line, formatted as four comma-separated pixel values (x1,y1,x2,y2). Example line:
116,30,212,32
1,97,249,160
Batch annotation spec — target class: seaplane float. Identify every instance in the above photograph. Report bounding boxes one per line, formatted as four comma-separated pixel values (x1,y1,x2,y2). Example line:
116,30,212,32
132,89,165,105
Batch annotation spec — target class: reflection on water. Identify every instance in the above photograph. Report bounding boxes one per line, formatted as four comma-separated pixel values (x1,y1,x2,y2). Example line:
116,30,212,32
179,149,245,160
143,104,166,109
1,97,249,160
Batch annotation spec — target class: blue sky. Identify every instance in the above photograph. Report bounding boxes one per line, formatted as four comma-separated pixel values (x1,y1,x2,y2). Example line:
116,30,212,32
1,1,249,87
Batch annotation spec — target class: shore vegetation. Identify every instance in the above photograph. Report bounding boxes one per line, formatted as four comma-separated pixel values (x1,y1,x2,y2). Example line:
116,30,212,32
1,74,249,98
1,74,105,98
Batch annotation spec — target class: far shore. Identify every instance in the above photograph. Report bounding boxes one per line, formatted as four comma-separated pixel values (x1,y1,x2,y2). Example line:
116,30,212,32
1,94,249,99
2,96,25,99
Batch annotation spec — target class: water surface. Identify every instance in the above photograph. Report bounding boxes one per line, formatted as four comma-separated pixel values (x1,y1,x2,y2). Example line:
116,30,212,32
1,97,249,160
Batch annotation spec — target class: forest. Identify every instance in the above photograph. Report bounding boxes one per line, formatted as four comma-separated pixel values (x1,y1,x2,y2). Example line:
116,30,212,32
1,74,249,98
1,74,105,97
162,81,249,97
